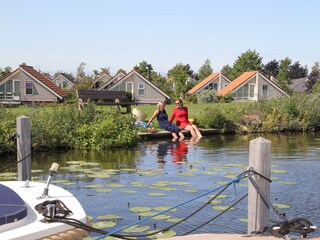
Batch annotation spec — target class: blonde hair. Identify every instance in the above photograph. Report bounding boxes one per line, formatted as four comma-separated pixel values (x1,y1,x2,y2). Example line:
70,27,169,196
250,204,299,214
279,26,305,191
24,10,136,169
157,102,165,109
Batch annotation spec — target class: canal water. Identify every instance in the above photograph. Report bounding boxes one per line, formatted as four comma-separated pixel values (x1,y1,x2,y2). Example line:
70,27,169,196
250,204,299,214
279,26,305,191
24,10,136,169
3,132,320,238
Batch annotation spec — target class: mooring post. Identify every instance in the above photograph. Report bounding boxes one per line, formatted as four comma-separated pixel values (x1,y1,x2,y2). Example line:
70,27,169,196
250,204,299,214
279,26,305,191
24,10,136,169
16,115,32,181
247,137,271,235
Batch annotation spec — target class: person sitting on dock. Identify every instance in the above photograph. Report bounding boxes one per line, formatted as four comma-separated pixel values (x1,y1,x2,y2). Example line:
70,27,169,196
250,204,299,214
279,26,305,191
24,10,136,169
169,98,202,140
146,102,184,141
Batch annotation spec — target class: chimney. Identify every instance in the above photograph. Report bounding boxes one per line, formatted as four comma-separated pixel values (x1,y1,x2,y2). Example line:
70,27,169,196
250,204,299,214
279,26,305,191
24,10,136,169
147,64,151,80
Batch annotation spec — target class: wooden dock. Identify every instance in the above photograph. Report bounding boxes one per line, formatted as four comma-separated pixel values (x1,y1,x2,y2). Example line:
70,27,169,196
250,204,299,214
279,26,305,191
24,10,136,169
138,128,223,140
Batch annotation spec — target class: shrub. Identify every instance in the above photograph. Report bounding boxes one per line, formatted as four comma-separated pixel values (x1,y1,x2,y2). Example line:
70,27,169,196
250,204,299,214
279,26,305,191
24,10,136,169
197,90,218,103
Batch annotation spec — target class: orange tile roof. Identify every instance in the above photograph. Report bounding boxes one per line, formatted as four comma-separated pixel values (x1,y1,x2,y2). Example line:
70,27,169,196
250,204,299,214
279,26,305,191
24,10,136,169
187,73,220,95
216,71,257,96
20,65,68,98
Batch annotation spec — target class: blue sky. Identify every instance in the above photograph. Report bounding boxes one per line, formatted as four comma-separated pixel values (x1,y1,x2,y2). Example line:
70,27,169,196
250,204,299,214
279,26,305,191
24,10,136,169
1,0,319,76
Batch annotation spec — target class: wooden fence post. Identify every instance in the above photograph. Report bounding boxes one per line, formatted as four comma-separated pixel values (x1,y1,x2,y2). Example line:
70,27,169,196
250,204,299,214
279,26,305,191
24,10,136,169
16,115,31,181
247,137,271,235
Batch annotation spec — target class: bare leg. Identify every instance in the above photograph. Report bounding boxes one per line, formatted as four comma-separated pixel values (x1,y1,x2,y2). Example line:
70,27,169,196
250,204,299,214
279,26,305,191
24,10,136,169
172,132,178,141
184,125,197,138
192,124,202,138
178,131,185,140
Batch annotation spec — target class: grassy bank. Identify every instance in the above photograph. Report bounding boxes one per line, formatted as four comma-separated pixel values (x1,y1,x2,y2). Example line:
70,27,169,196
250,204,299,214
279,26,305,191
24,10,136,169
1,93,320,154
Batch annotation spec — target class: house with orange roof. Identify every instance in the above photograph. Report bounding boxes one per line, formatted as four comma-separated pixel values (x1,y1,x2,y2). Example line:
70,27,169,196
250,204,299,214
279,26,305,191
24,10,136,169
92,72,111,89
106,69,170,104
0,65,68,105
187,72,231,95
52,73,75,91
97,71,126,91
216,71,288,101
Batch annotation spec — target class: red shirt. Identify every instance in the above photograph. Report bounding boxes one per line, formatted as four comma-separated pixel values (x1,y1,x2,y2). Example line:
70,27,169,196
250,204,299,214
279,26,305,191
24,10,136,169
169,107,190,128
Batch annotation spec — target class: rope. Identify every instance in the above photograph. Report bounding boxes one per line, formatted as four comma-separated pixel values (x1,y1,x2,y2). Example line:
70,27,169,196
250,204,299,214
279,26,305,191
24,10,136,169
96,173,247,239
0,152,32,172
183,193,248,235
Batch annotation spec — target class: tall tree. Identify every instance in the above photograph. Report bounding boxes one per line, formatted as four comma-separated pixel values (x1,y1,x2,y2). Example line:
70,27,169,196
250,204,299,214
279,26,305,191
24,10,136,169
276,57,292,89
167,63,190,98
232,49,263,79
262,59,279,78
221,49,263,80
77,62,86,78
289,61,308,79
198,59,213,81
308,62,320,93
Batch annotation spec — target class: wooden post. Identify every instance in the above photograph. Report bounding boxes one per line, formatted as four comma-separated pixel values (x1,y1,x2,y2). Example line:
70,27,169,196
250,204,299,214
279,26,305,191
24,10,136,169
247,137,271,235
16,115,32,181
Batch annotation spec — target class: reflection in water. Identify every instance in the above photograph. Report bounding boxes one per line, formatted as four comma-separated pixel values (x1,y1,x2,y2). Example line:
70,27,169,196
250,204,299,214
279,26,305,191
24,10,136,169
1,133,320,237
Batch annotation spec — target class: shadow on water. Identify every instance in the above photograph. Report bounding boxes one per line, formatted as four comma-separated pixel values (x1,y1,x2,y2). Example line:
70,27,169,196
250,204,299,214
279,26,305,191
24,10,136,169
1,132,320,237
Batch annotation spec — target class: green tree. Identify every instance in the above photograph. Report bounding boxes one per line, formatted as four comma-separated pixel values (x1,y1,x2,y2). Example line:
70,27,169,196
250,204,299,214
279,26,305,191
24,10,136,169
289,61,308,79
221,49,263,80
134,60,152,78
221,64,233,80
262,59,279,78
0,66,12,78
198,59,213,81
276,57,292,89
167,63,190,98
77,62,86,78
309,62,320,93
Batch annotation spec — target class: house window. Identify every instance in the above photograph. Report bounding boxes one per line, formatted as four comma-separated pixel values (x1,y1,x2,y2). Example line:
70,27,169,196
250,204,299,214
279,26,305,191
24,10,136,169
138,83,145,96
249,84,255,98
234,84,249,100
213,83,218,91
63,81,67,88
262,84,268,96
26,81,33,95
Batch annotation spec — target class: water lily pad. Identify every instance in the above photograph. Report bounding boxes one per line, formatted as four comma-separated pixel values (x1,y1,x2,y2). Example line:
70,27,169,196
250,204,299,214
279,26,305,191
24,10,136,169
212,206,234,211
166,218,183,223
240,218,248,223
184,189,198,193
209,199,222,204
279,181,297,185
87,215,94,221
130,206,152,212
97,214,123,221
95,188,112,193
147,230,176,238
148,192,166,197
153,206,177,212
92,221,117,229
271,169,287,174
139,211,159,217
159,187,177,191
121,190,137,194
106,183,125,188
130,181,146,186
122,225,150,233
178,173,196,177
151,214,171,220
169,181,190,186
215,181,228,185
85,184,104,188
273,203,291,209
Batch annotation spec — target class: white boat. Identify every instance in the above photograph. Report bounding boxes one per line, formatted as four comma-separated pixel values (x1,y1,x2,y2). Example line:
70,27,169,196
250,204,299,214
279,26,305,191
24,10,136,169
0,164,88,240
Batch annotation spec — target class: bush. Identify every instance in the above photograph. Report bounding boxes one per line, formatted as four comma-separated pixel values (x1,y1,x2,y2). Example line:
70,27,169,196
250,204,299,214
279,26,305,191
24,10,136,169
197,90,218,103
